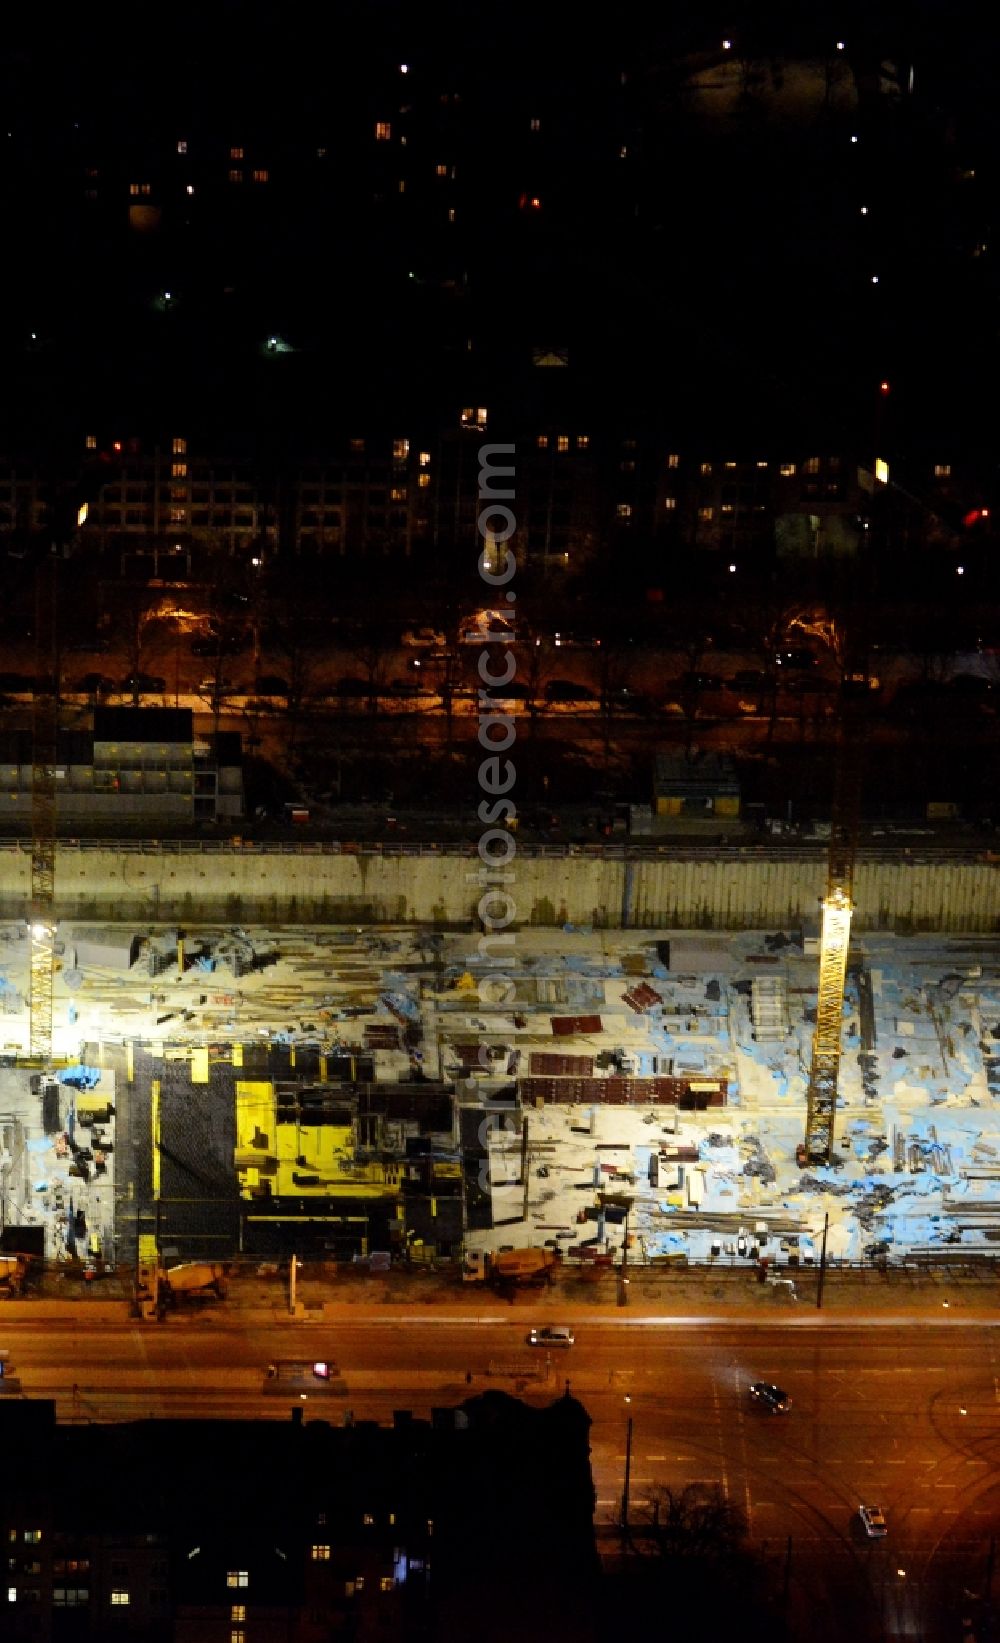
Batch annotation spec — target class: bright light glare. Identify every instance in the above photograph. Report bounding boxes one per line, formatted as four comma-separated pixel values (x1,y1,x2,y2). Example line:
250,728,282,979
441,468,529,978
30,922,48,940
722,38,732,49
728,563,737,573
77,503,89,527
957,567,965,576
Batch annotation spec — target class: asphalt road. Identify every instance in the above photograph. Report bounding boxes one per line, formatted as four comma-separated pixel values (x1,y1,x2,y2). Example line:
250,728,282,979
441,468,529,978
2,1314,996,1638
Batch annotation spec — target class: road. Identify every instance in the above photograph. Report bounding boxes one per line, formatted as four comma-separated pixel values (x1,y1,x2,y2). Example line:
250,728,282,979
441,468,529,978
2,1312,996,1639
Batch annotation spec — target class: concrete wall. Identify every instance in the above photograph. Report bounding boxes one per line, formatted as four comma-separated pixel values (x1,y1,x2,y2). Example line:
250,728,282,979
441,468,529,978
0,843,997,932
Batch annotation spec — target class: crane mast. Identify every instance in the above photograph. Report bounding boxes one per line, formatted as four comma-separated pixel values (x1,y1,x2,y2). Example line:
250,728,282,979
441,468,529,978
803,712,865,1165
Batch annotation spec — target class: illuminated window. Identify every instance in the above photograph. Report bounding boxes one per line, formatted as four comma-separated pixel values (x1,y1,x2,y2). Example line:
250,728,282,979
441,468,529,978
418,472,430,488
556,435,570,452
355,1577,365,1591
226,1571,249,1588
721,503,734,514
448,208,456,222
85,434,97,450
229,169,243,183
436,163,448,177
252,169,268,183
667,453,679,468
537,435,549,449
363,1513,375,1526
172,437,186,455
391,487,406,501
393,438,409,459
699,462,712,476
664,496,676,510
311,1545,331,1561
698,505,714,521
176,140,187,154
616,503,632,519
530,117,541,131
350,438,365,453
231,1632,245,1643
398,180,406,193
934,463,952,477
724,460,737,469
804,456,820,474
460,408,474,426
171,463,187,478
170,508,186,524
477,408,488,426
779,463,796,477
170,486,187,501
375,122,391,140
129,182,151,197
577,435,589,449
756,460,768,468
231,1605,246,1622
418,451,430,467
110,1591,130,1606
380,1577,395,1592
230,147,244,160
620,459,635,473
7,1588,15,1602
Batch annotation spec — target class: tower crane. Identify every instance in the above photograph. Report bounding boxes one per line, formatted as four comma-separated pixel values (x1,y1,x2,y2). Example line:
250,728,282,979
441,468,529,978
28,550,59,1063
802,698,866,1166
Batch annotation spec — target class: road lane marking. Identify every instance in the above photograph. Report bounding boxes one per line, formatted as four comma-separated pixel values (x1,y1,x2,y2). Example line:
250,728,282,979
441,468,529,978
645,1454,666,1461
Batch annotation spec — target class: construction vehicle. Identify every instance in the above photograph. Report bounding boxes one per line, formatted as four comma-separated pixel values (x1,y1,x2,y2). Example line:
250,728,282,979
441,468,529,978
0,1255,33,1298
463,1248,560,1286
137,1261,229,1311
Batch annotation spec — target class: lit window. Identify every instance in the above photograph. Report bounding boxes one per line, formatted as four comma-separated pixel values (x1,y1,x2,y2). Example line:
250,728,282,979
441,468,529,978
398,180,406,193
804,456,820,474
477,408,488,426
231,1605,246,1622
393,438,409,459
171,463,187,478
355,1577,365,1591
724,460,737,469
350,438,365,453
530,117,541,131
620,459,635,473
391,487,406,501
700,462,712,476
7,1588,14,1602
85,434,97,450
577,434,589,449
664,496,676,510
231,1632,245,1643
170,508,186,524
537,435,549,449
616,503,632,519
176,140,187,154
436,163,448,177
380,1577,395,1592
667,453,679,468
375,122,391,141
721,503,734,514
418,451,430,467
230,147,244,160
779,463,796,477
311,1545,331,1561
934,463,952,478
556,435,570,452
418,472,430,488
129,182,151,197
110,1591,130,1606
698,505,714,521
363,1514,375,1527
252,169,269,183
756,460,768,469
172,437,186,455
447,208,456,222
229,169,243,183
226,1571,249,1588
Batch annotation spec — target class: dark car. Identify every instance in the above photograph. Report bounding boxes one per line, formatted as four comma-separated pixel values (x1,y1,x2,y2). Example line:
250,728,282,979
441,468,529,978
0,673,35,692
73,673,114,694
254,674,290,695
729,669,769,691
121,673,165,693
749,1381,791,1413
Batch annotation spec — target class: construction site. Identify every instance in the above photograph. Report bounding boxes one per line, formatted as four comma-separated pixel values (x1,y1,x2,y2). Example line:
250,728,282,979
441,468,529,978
1,913,1000,1282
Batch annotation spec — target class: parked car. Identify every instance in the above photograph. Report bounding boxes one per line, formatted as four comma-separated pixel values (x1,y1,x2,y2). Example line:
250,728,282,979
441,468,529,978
0,673,36,692
254,674,290,695
197,676,238,694
749,1382,791,1413
545,679,596,702
859,1503,887,1539
527,1326,574,1348
729,669,769,691
121,673,165,693
402,626,446,647
335,676,372,697
72,673,114,694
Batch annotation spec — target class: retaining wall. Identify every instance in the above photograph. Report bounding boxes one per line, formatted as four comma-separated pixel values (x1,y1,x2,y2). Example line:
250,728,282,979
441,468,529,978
0,841,998,932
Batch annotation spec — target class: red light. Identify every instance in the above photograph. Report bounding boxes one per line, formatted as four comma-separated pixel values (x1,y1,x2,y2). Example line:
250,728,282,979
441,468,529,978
530,197,541,209
963,507,989,528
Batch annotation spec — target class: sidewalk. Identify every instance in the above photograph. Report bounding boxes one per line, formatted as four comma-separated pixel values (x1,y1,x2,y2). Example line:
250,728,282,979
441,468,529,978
3,1264,998,1325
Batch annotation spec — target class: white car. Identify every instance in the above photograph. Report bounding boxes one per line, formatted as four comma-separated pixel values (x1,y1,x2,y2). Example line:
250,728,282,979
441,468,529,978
527,1326,574,1348
859,1503,887,1539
